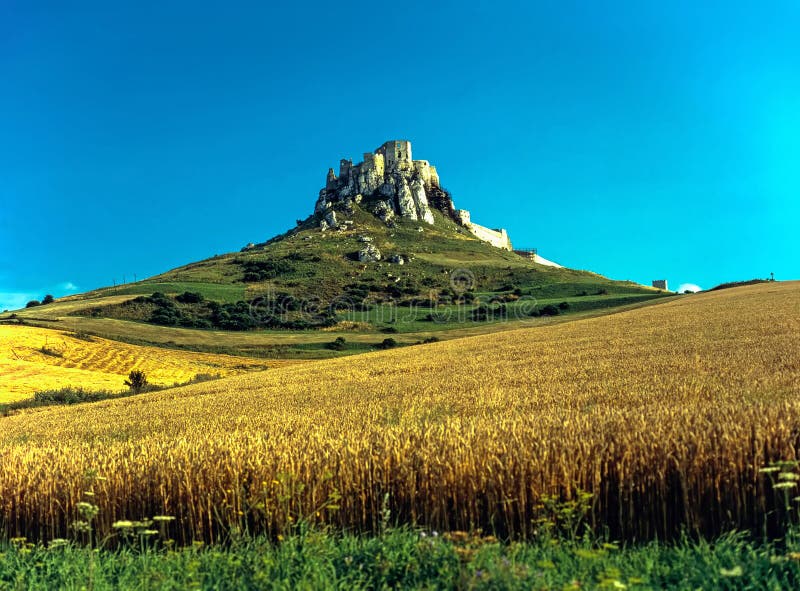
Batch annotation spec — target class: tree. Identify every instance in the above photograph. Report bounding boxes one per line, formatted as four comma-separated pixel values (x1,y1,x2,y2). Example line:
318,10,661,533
25,300,41,308
124,370,148,394
42,294,54,305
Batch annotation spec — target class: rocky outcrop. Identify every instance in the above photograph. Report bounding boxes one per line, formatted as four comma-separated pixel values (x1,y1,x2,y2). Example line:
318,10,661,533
395,177,417,220
314,140,512,250
358,244,382,262
316,140,442,227
410,178,434,225
372,200,395,225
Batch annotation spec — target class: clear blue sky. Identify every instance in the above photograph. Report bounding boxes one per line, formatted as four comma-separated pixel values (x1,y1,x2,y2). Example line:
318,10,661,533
1,1,798,309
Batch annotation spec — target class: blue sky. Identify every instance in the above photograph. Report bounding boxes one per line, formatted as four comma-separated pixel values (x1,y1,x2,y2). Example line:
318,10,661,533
1,1,798,309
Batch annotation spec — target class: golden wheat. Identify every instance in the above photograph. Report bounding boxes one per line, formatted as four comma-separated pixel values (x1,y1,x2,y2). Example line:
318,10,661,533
0,282,798,543
0,325,283,402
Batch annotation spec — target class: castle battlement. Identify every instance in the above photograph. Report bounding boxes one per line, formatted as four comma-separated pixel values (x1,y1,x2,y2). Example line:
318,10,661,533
314,140,512,250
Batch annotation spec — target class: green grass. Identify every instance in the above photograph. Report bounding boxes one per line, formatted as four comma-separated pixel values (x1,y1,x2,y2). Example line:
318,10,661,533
55,205,662,327
2,528,799,590
102,282,246,303
347,293,667,333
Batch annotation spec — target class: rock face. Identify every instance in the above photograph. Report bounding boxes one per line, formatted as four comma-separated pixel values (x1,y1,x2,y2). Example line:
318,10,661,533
315,140,512,250
318,140,438,225
319,210,337,230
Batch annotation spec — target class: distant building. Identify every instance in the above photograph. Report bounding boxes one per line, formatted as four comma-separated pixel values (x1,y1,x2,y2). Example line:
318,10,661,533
652,279,668,290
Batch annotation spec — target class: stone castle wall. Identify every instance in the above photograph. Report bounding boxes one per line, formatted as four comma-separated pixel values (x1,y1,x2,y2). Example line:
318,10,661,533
466,223,512,251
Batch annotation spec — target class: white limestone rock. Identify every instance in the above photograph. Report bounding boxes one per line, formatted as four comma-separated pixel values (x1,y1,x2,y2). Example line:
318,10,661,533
410,178,434,225
315,190,330,214
323,210,338,229
395,177,418,220
379,177,396,198
358,244,382,263
373,201,395,224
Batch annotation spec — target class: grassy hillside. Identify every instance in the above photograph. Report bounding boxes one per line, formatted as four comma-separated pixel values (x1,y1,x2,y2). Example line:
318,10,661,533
6,204,668,358
1,282,797,544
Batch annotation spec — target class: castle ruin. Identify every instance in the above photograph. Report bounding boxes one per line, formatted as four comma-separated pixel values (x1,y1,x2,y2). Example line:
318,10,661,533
315,140,512,250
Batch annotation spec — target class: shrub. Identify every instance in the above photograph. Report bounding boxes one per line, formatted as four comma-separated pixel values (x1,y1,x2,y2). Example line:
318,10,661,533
42,294,55,305
150,308,180,326
540,304,560,316
25,300,41,308
124,370,148,394
558,301,570,310
422,336,441,344
33,387,109,405
326,337,347,351
377,338,398,350
238,259,294,282
175,291,204,304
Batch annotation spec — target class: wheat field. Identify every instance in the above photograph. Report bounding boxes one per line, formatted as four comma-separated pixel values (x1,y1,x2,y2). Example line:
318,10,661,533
0,282,798,543
0,325,277,402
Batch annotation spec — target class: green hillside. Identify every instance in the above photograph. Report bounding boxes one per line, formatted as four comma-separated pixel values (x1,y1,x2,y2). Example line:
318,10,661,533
8,201,670,359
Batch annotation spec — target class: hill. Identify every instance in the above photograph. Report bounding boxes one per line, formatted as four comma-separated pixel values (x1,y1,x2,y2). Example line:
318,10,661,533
8,141,667,358
1,281,797,543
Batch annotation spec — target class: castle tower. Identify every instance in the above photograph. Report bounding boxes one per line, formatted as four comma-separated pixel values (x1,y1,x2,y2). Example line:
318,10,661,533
339,159,353,179
326,168,337,190
376,140,412,172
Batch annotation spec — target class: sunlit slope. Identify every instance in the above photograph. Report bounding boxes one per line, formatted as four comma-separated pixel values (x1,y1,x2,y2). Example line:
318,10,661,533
0,325,276,401
0,282,798,543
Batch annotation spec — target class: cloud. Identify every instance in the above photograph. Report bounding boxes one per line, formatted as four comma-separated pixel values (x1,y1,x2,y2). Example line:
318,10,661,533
678,283,702,293
60,282,78,292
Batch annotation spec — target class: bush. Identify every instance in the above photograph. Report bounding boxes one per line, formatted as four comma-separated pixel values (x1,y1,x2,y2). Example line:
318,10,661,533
558,301,570,310
238,259,294,282
422,336,441,344
124,370,148,394
33,387,109,405
175,291,204,304
25,300,41,308
377,338,398,350
540,304,560,316
42,294,55,305
150,308,180,326
326,337,347,351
